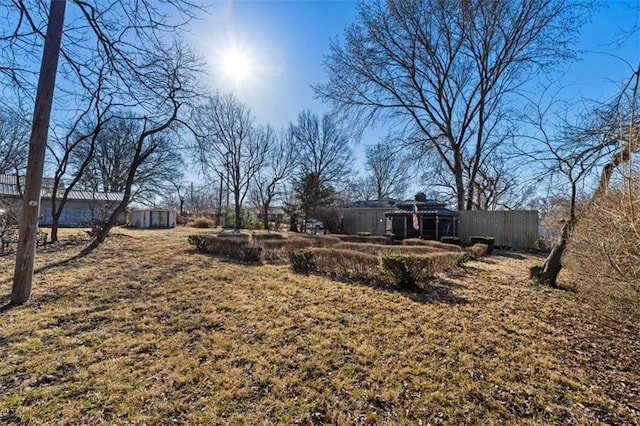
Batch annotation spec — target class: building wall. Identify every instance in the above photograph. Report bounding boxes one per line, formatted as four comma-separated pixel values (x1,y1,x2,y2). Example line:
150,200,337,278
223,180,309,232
39,199,125,226
458,210,538,248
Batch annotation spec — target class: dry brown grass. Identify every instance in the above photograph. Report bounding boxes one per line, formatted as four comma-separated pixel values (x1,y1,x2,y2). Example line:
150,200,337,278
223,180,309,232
0,227,638,424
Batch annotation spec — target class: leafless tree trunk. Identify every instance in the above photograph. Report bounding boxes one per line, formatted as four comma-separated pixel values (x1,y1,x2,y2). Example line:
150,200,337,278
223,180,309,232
194,93,267,230
531,66,640,287
250,126,296,231
11,0,66,305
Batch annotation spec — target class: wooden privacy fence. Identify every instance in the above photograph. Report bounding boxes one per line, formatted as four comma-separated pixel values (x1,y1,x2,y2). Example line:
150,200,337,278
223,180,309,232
338,208,539,249
339,208,387,235
458,210,538,249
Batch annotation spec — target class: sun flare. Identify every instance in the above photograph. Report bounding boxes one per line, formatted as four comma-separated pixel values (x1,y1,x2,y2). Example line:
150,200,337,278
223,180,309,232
219,46,253,86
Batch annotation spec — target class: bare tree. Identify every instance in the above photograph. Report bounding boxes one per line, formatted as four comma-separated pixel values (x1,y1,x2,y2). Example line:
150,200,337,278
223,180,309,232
194,93,268,230
2,0,205,304
289,110,353,188
316,0,588,210
340,176,377,204
250,126,297,230
527,67,640,287
365,137,411,200
0,106,29,174
46,63,116,243
79,43,202,247
71,114,183,203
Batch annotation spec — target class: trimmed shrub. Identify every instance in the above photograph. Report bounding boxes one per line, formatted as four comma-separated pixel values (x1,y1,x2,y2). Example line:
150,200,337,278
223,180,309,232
298,234,342,247
260,238,314,262
458,243,489,265
440,236,461,246
310,248,380,281
285,238,314,251
188,234,261,263
428,251,461,273
401,238,462,252
333,234,391,245
290,249,314,272
469,236,495,254
380,255,434,290
187,216,216,228
333,242,443,256
216,232,251,241
188,234,212,251
252,232,284,242
332,242,385,256
238,246,262,262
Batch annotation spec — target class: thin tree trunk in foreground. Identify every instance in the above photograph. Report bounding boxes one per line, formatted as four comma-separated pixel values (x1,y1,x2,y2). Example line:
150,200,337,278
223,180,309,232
12,0,67,305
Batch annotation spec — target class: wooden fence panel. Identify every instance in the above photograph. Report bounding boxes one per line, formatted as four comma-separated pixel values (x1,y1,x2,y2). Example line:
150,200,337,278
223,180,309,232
458,210,538,248
338,208,387,235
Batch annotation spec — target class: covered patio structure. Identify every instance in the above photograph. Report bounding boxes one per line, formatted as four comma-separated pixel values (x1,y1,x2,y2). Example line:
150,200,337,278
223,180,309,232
385,199,458,241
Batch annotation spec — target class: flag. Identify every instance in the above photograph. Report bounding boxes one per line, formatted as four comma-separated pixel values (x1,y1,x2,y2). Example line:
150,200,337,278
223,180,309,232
412,203,419,230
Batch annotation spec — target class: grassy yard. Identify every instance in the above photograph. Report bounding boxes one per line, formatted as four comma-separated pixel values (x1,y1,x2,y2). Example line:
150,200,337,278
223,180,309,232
0,227,638,424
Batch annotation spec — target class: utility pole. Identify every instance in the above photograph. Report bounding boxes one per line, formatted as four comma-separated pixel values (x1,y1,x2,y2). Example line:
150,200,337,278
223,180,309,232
12,0,67,305
218,171,223,227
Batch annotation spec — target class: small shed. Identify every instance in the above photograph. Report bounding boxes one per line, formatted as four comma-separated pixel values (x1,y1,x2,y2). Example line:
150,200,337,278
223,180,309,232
385,198,458,241
130,209,177,229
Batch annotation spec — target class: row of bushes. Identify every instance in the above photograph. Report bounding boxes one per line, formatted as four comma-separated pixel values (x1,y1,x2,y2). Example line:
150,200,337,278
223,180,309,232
188,233,490,291
290,248,462,290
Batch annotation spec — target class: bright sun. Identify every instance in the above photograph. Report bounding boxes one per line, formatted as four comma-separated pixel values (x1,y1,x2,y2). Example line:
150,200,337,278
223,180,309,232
219,47,253,86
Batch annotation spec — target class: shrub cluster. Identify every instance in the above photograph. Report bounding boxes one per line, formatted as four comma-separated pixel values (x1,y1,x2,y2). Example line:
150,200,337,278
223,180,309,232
290,249,314,272
311,248,380,281
187,216,216,228
297,234,342,247
188,234,262,263
469,236,495,254
251,233,284,242
260,238,313,262
440,236,461,246
333,242,446,257
401,238,462,252
380,255,434,290
287,244,462,290
333,234,392,245
458,243,489,265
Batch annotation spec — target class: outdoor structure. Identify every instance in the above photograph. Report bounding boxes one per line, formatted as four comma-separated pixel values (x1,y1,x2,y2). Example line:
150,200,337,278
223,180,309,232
0,174,125,226
338,195,539,247
130,208,177,228
385,199,458,241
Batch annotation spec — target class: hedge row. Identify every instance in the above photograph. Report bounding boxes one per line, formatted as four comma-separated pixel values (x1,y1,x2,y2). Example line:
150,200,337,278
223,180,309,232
469,236,495,254
289,248,461,290
332,234,392,245
187,234,261,262
458,243,489,264
333,242,444,256
401,238,462,252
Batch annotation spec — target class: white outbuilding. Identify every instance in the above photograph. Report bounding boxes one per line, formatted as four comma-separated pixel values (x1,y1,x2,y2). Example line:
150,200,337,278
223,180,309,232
130,209,177,229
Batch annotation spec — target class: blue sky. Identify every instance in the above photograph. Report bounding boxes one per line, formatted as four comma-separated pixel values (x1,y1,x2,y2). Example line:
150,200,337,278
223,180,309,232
188,0,639,175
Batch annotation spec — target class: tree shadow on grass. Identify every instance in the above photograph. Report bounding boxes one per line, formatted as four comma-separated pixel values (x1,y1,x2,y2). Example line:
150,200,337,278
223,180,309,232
303,271,468,305
0,243,99,311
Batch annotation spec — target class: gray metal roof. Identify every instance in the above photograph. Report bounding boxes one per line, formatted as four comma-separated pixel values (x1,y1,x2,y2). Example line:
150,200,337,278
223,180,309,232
0,174,124,202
